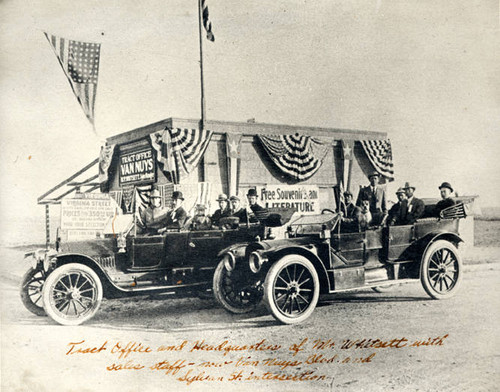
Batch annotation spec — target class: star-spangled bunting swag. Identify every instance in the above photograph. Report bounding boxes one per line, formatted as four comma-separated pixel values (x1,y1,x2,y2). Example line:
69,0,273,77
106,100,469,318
44,33,101,128
201,0,215,41
360,139,395,180
150,128,213,183
258,134,330,181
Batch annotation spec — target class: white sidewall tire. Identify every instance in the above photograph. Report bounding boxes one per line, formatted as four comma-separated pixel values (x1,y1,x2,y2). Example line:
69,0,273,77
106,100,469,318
213,260,257,314
420,240,463,300
264,255,319,324
42,263,103,326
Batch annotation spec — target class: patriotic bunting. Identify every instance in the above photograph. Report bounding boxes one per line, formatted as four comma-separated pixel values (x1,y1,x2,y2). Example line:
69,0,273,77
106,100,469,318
44,33,101,127
150,128,213,183
258,134,330,181
360,140,395,180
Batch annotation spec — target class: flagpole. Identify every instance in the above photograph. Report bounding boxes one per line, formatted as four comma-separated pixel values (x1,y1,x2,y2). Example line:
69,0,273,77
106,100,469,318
198,0,206,131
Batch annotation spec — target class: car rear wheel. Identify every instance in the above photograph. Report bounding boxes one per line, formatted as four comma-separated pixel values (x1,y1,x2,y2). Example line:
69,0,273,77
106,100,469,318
213,260,262,314
42,263,103,326
264,255,319,324
20,268,47,316
420,240,463,299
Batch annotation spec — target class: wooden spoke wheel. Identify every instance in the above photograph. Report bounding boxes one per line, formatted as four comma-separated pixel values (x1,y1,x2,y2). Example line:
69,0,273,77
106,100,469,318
420,240,463,299
264,255,319,324
20,268,47,316
213,260,262,314
42,263,103,326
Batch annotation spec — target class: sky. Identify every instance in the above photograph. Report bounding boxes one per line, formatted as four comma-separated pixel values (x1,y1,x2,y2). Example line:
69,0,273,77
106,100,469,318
0,0,499,242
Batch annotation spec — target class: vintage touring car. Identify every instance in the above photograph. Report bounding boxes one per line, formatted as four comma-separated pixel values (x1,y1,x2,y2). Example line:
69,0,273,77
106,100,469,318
21,210,293,326
213,203,468,324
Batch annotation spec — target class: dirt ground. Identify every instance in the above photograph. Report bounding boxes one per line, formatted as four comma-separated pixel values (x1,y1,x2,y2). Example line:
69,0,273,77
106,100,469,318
1,248,499,391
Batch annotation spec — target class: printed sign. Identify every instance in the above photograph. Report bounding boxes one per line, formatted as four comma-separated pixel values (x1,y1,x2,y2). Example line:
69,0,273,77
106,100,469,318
256,185,320,215
119,148,156,185
60,196,117,231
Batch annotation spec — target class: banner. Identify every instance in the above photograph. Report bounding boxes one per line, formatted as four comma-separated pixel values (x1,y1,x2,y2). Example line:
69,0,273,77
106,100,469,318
256,185,320,215
119,148,156,185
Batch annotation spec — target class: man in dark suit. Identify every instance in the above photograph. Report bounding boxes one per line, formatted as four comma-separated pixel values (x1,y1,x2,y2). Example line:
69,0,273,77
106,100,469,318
403,182,425,224
246,188,269,223
229,195,247,222
388,187,408,226
434,182,456,216
211,193,232,227
356,172,387,225
165,191,188,229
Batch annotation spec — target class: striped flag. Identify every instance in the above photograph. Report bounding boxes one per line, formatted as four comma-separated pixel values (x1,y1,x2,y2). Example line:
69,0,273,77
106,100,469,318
201,0,215,42
170,128,213,181
360,140,394,180
44,33,100,127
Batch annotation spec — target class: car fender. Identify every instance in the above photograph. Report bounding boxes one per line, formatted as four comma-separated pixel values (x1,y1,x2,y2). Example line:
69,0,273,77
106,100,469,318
52,253,123,296
262,245,331,294
419,231,464,262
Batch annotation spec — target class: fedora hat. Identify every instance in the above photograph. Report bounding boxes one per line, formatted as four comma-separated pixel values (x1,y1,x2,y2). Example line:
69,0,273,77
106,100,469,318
395,187,405,195
216,193,228,202
247,188,258,197
150,189,161,199
172,191,184,200
368,172,380,179
403,182,416,190
438,182,454,193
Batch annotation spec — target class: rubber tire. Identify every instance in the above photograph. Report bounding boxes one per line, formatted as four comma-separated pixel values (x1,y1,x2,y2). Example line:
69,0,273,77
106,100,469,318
20,268,47,316
420,240,463,300
213,260,259,314
264,255,320,324
42,263,103,326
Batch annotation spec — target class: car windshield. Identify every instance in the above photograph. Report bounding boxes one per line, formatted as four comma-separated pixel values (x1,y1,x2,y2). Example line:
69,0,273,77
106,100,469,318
102,214,135,235
290,212,340,235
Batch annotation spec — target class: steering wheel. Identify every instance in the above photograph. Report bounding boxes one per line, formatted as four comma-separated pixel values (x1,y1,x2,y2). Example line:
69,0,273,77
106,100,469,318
321,208,336,215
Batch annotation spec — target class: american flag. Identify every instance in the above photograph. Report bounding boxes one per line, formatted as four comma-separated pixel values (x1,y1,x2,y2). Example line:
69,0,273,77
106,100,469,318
44,33,100,126
201,0,215,42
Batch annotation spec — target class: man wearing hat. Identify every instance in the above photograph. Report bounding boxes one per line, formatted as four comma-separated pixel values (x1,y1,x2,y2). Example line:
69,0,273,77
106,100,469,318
211,193,232,227
139,188,169,234
341,191,358,224
387,187,408,226
246,188,269,223
434,182,456,216
356,172,387,224
164,191,188,229
229,195,247,221
190,204,212,230
403,182,425,224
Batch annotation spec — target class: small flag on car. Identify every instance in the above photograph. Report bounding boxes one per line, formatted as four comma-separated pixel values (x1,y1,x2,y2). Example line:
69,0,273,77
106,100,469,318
44,32,101,128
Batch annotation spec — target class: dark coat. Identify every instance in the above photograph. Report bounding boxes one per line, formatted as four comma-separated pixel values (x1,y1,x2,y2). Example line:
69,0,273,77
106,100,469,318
231,208,248,222
165,206,188,229
388,201,407,225
356,186,387,214
434,197,456,217
405,197,425,224
211,207,232,226
249,203,269,222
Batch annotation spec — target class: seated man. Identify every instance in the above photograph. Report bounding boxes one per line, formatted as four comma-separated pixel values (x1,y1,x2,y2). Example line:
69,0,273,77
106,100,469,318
387,187,407,226
246,188,269,223
190,204,212,230
341,191,357,222
229,195,247,222
356,172,387,225
139,188,168,234
355,197,373,231
164,191,188,230
434,182,456,216
211,193,232,227
403,182,425,224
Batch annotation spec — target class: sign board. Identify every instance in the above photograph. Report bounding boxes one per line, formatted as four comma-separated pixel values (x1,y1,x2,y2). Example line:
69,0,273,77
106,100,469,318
119,148,156,185
256,185,320,215
61,195,117,236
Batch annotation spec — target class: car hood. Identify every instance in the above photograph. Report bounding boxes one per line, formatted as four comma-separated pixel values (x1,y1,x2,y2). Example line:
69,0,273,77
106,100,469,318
58,238,116,258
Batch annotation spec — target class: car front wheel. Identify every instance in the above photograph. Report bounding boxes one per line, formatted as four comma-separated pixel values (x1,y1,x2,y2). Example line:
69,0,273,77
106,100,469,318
264,255,319,324
42,263,103,326
213,260,262,314
20,268,47,316
420,240,463,299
